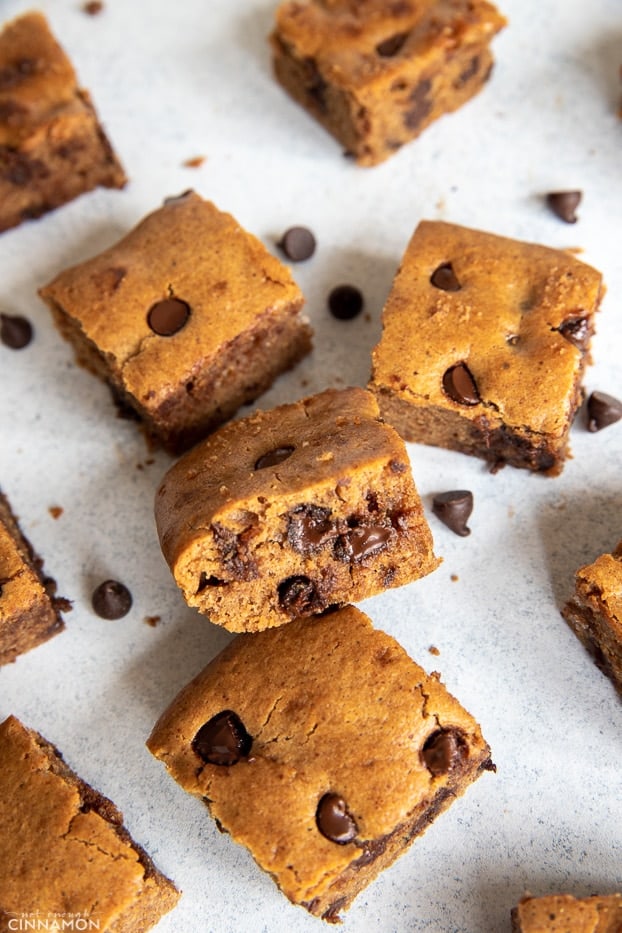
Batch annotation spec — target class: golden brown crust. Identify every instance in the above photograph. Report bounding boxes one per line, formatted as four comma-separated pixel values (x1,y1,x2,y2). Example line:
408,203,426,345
511,893,622,932
147,605,493,920
370,220,604,473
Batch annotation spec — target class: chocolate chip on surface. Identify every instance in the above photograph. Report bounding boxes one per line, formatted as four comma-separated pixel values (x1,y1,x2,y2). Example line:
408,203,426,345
546,190,582,223
422,729,468,776
192,710,252,765
430,262,461,292
254,446,295,470
586,390,622,432
147,297,190,336
277,226,316,262
442,362,480,405
1,312,33,349
328,284,363,320
316,793,357,844
91,579,132,619
432,490,473,536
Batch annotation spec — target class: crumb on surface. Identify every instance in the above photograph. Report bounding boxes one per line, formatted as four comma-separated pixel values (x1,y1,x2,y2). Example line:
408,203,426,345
82,1,104,14
48,506,63,519
183,155,206,168
144,615,161,627
450,573,459,582
429,645,440,656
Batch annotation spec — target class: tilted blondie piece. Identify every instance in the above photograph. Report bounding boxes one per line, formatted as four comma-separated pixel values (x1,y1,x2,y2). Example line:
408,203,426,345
39,191,312,453
0,10,126,234
155,387,440,631
562,540,622,697
0,488,70,665
0,715,180,930
271,0,506,166
369,220,604,474
148,605,494,922
512,893,622,932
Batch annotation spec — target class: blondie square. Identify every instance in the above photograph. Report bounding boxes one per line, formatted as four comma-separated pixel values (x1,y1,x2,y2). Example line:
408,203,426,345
369,220,604,474
512,893,622,932
0,488,69,665
562,540,622,697
271,0,506,166
0,11,126,234
147,605,494,921
0,715,180,930
39,191,312,453
154,386,440,632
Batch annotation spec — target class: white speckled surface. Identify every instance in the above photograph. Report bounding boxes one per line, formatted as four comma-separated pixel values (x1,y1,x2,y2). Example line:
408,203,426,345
1,1,621,931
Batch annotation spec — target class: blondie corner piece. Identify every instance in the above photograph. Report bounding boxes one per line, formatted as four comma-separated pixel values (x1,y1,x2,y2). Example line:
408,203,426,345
511,893,622,932
562,540,622,697
0,11,126,234
271,0,507,166
0,488,70,665
0,715,180,930
39,191,312,454
369,220,604,474
155,386,440,632
148,605,494,922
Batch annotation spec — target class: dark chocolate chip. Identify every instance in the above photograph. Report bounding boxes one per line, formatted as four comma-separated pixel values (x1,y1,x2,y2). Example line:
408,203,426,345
1,313,33,349
316,793,357,844
288,505,336,553
147,297,190,336
255,445,295,470
430,262,462,292
546,190,582,224
557,316,590,352
328,284,363,321
586,391,622,432
432,490,473,537
338,524,393,560
421,729,468,776
192,710,252,766
278,575,318,615
91,580,132,619
442,362,480,406
454,54,481,88
403,78,432,130
376,32,409,57
277,226,316,262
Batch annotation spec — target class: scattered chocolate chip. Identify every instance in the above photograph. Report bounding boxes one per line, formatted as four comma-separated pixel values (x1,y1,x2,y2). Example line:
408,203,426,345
277,226,316,262
255,446,295,470
430,262,461,292
91,580,132,620
586,391,622,432
376,32,409,57
192,710,252,765
557,316,591,351
147,297,190,336
1,313,33,349
421,729,468,776
278,575,318,615
432,490,473,537
546,190,582,223
328,284,363,321
316,793,357,844
442,362,480,405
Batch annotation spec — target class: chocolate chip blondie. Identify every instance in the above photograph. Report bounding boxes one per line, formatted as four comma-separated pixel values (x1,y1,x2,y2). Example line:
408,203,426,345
154,386,440,631
0,488,70,665
0,10,126,234
147,605,494,921
39,191,312,453
562,540,622,697
511,893,622,931
370,220,604,473
0,715,180,930
271,0,506,166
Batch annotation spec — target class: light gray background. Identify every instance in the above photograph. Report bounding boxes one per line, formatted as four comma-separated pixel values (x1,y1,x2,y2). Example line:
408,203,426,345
0,1,620,931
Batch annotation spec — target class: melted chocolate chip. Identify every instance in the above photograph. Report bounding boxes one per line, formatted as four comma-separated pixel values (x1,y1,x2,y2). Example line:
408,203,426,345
1,313,33,349
316,793,357,844
442,362,480,405
422,729,468,776
91,580,132,619
586,391,622,432
337,524,393,561
147,297,190,336
255,446,295,470
288,505,336,553
546,190,582,223
278,575,319,615
557,316,590,351
430,262,461,292
328,284,363,321
432,490,473,537
192,710,252,765
277,226,316,262
376,32,409,57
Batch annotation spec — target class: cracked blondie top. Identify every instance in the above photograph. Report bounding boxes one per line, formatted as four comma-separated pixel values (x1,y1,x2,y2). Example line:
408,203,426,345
0,715,179,930
147,605,494,921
